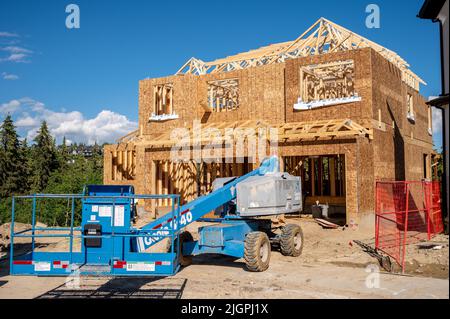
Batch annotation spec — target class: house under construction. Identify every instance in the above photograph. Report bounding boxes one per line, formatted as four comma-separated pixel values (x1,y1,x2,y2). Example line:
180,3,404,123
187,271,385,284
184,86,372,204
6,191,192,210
103,18,434,224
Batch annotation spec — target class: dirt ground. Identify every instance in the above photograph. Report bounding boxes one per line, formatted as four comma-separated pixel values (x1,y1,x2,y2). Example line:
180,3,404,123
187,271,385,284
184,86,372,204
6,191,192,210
0,217,448,299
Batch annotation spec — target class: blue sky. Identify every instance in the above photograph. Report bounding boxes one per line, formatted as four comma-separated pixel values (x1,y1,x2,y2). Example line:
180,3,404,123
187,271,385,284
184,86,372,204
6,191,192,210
0,0,444,148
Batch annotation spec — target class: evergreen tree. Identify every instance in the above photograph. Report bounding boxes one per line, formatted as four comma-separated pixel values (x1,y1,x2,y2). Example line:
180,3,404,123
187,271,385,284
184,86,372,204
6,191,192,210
31,121,59,192
18,138,32,193
0,115,29,197
58,136,69,166
0,119,105,225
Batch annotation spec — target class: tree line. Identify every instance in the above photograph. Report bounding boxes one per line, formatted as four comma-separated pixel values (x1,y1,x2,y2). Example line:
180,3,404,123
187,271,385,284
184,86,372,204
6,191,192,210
0,115,104,226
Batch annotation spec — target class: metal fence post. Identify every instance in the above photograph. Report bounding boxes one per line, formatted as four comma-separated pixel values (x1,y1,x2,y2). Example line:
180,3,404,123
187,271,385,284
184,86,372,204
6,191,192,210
9,197,16,274
31,196,36,257
402,182,410,273
170,195,175,275
112,197,116,265
375,182,380,249
425,182,431,240
69,196,75,266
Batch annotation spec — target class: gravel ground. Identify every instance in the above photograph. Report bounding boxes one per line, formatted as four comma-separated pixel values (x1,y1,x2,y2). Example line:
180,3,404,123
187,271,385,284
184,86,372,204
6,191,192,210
0,217,448,299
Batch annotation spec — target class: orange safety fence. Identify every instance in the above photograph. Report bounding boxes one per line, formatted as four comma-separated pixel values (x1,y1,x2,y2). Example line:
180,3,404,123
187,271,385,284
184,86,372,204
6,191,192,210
375,181,444,272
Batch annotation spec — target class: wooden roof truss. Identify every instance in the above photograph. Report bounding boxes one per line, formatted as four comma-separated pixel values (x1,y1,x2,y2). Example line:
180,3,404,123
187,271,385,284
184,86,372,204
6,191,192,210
176,17,425,90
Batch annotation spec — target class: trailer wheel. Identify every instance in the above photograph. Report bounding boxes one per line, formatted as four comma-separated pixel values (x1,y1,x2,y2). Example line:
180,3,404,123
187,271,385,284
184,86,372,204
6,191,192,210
280,224,304,257
244,232,271,272
167,231,194,266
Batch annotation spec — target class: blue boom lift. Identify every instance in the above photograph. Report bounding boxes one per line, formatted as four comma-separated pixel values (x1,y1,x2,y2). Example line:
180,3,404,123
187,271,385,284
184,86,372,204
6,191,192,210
10,156,304,276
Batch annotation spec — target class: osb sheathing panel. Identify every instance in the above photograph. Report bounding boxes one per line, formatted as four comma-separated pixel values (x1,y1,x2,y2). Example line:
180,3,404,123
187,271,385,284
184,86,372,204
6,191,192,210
404,143,432,181
140,48,380,139
285,48,373,123
371,49,405,130
357,138,375,214
138,63,286,138
139,74,199,136
198,63,286,125
403,87,432,143
103,47,433,223
370,50,433,182
372,129,398,180
371,47,405,181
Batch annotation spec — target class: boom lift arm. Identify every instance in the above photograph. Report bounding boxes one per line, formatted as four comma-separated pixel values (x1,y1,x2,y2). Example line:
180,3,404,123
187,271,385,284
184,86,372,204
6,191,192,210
135,156,280,252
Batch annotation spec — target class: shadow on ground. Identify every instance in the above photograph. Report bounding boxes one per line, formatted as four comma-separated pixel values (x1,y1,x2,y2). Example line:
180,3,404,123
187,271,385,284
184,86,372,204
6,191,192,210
35,276,187,299
191,253,243,268
0,243,50,278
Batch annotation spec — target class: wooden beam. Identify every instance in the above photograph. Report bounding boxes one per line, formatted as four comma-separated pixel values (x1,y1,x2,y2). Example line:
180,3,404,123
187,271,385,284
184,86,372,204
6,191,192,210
157,161,163,207
311,158,315,197
330,157,336,197
150,160,156,217
169,162,174,207
117,151,123,181
164,161,169,206
112,151,117,181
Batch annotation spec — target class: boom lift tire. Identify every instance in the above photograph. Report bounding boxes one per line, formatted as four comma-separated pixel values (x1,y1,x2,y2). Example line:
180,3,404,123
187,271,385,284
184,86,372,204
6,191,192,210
280,224,304,257
167,231,194,266
244,232,271,272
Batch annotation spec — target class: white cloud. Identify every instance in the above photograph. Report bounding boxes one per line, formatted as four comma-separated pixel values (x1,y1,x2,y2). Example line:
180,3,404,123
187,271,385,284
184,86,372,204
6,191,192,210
0,99,21,113
2,46,32,54
19,97,45,111
15,115,39,127
0,35,33,63
1,97,137,145
2,72,19,80
0,53,29,63
0,32,19,37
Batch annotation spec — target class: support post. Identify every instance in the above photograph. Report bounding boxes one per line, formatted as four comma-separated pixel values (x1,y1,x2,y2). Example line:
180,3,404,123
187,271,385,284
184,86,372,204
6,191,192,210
10,197,16,274
31,196,36,256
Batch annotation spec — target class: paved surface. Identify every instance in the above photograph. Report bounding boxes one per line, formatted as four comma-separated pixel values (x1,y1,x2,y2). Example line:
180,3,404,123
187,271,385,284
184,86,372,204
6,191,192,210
0,218,448,299
0,257,448,299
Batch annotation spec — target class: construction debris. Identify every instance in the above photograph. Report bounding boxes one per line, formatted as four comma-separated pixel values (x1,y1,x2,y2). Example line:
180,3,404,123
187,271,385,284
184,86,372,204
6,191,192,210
418,243,444,250
314,218,339,229
353,240,392,272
